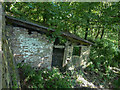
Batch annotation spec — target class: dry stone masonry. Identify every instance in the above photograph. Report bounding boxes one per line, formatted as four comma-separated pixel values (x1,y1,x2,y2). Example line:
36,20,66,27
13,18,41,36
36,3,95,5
4,15,93,72
68,45,91,70
5,24,91,72
2,8,93,88
62,41,73,67
0,3,3,89
2,23,20,88
4,24,91,72
6,25,54,70
80,46,91,68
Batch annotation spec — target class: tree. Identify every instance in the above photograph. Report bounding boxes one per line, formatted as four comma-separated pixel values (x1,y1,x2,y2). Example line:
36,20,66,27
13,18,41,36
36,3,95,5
5,2,119,41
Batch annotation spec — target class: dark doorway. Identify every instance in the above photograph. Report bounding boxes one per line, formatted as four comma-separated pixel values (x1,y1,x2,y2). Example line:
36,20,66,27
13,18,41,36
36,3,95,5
52,48,64,68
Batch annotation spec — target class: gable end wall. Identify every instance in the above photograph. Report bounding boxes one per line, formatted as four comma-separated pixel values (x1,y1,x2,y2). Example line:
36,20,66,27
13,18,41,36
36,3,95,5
6,25,54,70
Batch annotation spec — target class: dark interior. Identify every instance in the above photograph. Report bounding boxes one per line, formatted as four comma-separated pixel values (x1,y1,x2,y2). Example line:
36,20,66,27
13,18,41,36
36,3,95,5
52,48,64,68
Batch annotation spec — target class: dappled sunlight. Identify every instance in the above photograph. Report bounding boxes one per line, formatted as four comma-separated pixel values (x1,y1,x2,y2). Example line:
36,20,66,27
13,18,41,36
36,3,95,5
68,65,75,70
76,75,97,88
3,2,120,88
0,42,1,51
68,69,100,88
109,66,120,74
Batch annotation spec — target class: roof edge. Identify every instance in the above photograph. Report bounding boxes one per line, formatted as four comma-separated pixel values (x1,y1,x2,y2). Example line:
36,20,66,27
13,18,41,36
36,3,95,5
5,15,94,46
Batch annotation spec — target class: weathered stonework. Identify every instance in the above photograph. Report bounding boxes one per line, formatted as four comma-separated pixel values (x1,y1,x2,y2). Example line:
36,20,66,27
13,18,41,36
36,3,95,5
2,23,20,88
0,3,3,89
67,45,91,70
72,56,81,68
80,46,91,68
6,25,54,70
5,15,93,73
62,41,73,67
5,25,91,73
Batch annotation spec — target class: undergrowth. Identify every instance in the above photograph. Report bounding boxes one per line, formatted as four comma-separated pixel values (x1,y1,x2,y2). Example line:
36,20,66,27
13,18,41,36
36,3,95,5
86,39,120,88
17,38,120,88
17,63,75,88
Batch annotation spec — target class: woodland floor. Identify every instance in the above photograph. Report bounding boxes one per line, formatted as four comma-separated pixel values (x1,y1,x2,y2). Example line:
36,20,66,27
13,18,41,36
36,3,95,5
76,67,120,89
18,66,120,89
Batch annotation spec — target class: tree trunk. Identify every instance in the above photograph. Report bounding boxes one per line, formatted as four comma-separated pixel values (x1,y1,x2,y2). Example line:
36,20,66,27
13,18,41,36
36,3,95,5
74,24,77,35
100,28,104,39
118,30,120,50
85,20,89,40
95,29,100,39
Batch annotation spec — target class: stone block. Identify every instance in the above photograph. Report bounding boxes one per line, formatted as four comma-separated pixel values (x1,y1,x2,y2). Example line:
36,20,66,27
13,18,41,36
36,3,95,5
5,25,54,70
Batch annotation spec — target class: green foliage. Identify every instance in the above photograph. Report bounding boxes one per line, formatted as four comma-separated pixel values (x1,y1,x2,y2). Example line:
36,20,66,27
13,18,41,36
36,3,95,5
5,2,120,88
5,2,119,39
86,39,119,87
17,63,73,88
114,77,120,88
89,39,119,69
73,47,80,56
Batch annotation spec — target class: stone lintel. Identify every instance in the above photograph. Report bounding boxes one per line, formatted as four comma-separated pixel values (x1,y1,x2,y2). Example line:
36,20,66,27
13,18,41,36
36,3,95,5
54,45,65,48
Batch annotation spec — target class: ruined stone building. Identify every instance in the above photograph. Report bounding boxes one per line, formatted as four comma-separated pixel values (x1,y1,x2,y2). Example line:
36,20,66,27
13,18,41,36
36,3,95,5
5,15,93,70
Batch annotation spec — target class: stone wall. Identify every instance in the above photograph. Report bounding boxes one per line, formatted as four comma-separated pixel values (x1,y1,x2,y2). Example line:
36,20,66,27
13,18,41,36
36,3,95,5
6,25,54,70
0,2,3,89
62,41,73,68
62,41,91,70
72,56,81,68
68,45,91,70
80,46,91,68
2,16,20,88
